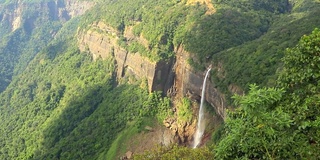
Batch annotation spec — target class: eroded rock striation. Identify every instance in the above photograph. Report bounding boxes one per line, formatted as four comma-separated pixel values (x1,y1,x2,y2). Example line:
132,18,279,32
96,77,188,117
173,46,227,120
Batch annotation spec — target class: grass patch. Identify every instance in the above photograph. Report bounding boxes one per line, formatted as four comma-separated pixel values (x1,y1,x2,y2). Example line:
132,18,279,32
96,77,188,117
137,117,157,132
98,117,159,160
99,122,139,160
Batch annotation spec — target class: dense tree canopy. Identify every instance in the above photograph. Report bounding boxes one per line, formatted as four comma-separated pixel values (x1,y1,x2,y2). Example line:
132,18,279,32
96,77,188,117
215,28,320,159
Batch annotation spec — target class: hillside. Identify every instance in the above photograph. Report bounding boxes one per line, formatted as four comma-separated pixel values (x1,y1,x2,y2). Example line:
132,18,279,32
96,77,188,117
0,0,320,159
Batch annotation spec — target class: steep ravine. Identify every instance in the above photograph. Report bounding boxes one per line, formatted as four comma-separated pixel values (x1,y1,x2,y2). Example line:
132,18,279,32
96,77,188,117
78,21,229,146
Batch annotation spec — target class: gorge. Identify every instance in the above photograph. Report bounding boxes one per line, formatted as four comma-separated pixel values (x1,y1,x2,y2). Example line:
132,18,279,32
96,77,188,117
78,21,228,146
1,0,320,159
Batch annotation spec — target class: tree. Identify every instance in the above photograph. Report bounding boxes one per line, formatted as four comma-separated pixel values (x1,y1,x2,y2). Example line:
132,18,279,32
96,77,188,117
215,85,294,159
278,28,320,158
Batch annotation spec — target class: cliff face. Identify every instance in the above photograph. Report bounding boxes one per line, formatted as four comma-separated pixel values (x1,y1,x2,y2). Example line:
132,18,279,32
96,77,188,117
78,21,228,120
0,2,23,32
47,0,94,21
77,19,236,147
173,46,227,120
78,23,230,146
0,0,93,32
78,22,174,93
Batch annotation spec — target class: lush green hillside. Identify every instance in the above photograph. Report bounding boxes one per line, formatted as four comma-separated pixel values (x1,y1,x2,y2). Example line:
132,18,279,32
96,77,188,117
0,36,171,159
0,0,62,92
0,0,320,159
211,0,320,92
0,2,171,159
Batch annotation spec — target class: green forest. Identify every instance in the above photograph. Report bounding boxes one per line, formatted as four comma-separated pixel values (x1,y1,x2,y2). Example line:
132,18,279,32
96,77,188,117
0,0,320,159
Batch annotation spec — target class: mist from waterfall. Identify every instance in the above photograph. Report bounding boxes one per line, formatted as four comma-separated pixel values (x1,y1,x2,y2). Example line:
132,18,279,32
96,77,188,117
192,68,211,148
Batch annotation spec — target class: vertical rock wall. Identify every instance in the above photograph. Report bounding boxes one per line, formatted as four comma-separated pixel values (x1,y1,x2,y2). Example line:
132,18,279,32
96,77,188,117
78,22,228,119
77,20,237,148
78,22,174,93
173,45,227,119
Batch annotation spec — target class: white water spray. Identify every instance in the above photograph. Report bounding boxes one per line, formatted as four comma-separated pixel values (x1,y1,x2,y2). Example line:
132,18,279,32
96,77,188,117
192,68,211,148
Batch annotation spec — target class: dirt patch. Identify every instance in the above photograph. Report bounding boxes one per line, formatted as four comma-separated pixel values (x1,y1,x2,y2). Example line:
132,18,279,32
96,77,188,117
186,0,216,15
119,122,175,158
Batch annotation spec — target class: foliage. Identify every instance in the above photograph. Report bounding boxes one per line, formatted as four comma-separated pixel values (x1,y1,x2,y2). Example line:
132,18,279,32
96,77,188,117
177,97,193,123
147,92,173,123
102,123,141,160
279,28,320,93
277,28,320,158
0,1,177,159
213,0,291,13
183,7,270,65
215,85,293,159
0,29,28,92
128,41,147,55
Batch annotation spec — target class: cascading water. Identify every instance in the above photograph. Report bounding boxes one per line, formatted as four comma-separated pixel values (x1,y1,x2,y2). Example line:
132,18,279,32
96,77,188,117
192,68,211,148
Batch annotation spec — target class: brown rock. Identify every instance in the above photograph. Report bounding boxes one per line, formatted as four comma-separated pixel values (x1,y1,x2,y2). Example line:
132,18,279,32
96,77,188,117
144,126,153,131
170,123,178,133
125,151,133,159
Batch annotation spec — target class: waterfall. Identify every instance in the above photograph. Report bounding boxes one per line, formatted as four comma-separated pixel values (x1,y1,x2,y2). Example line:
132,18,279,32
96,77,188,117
192,68,211,148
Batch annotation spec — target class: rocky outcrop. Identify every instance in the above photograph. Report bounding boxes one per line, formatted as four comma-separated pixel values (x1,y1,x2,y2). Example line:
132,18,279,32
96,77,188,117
163,117,197,145
78,22,174,93
0,2,23,32
47,0,94,21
